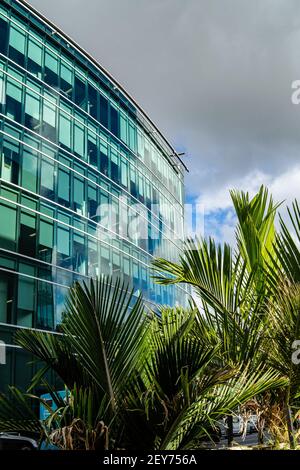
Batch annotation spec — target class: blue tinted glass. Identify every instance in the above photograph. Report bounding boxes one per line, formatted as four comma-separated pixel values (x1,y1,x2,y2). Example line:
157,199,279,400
100,94,108,128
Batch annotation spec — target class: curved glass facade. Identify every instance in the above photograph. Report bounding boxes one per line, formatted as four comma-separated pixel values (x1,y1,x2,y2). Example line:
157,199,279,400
0,0,186,390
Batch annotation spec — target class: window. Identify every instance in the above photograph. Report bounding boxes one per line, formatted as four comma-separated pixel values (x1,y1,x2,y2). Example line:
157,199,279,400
60,61,73,97
17,266,35,328
25,89,40,130
22,149,38,192
88,83,98,119
120,113,127,144
130,167,137,199
9,25,25,67
88,185,97,220
74,121,85,158
100,246,111,274
137,131,144,159
0,17,9,55
0,201,16,250
73,232,86,275
111,148,119,184
44,50,58,88
58,169,70,207
100,94,108,128
129,122,137,152
73,177,85,215
39,218,53,263
100,141,109,176
42,95,56,142
57,225,70,268
6,77,22,123
121,157,128,188
87,131,98,168
40,159,55,199
110,104,119,137
88,239,98,277
19,210,36,257
27,38,42,78
0,64,5,112
74,75,86,109
1,137,19,184
59,111,71,149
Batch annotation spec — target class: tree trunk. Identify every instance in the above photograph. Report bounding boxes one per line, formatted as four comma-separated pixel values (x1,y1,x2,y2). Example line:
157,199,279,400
227,414,233,447
285,392,295,450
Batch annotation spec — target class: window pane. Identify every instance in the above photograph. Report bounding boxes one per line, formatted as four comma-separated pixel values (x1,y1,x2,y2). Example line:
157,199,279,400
9,25,25,66
74,122,84,157
57,226,70,255
42,99,56,141
41,159,54,198
25,90,40,130
129,122,137,152
121,158,128,188
74,177,85,215
100,94,108,128
60,61,73,97
22,149,38,192
6,79,22,123
0,17,9,55
27,38,42,77
100,141,109,176
59,111,71,148
58,169,70,206
120,113,127,144
88,83,98,119
0,202,16,250
74,75,86,109
87,132,97,168
1,137,19,184
44,51,58,87
110,105,119,137
111,149,119,184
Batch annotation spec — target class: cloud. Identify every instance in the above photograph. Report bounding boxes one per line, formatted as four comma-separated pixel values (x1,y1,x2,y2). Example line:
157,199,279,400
27,0,300,242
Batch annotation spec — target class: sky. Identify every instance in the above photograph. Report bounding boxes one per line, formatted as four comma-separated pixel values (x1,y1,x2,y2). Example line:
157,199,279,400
27,0,300,244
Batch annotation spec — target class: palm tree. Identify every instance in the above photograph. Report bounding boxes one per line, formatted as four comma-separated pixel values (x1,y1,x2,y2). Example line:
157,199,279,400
0,275,286,450
152,186,283,445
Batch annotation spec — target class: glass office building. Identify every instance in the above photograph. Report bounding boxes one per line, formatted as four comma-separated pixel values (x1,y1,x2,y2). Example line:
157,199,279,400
0,0,186,391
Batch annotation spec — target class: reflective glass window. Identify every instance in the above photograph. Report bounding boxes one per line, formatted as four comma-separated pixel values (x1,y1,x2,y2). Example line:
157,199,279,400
17,266,35,327
87,131,97,168
58,169,70,207
74,75,86,109
59,110,71,149
74,121,84,158
1,136,19,184
88,83,98,120
57,225,70,268
88,184,97,220
0,17,9,55
73,232,86,275
60,61,73,97
111,148,119,184
19,209,36,257
6,77,22,123
24,88,40,130
22,149,38,192
9,25,25,67
42,95,56,142
100,94,108,128
41,158,55,199
44,50,58,88
129,122,137,152
120,113,127,144
100,141,109,176
27,37,42,78
121,158,128,189
110,104,119,137
0,201,16,250
73,176,85,215
39,217,53,263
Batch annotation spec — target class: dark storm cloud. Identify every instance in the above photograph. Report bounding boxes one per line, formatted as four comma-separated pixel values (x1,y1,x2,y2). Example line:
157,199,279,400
27,0,300,200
